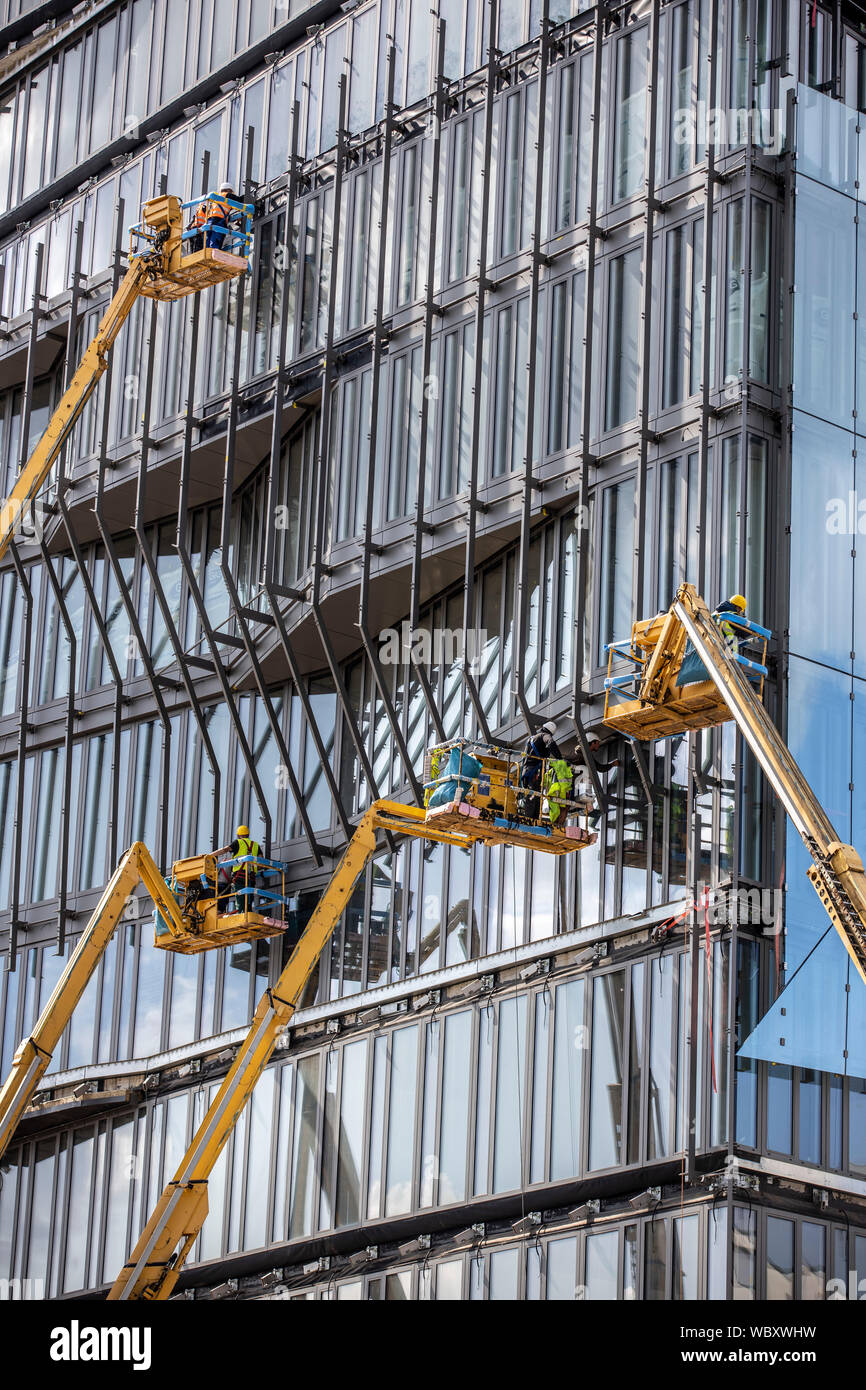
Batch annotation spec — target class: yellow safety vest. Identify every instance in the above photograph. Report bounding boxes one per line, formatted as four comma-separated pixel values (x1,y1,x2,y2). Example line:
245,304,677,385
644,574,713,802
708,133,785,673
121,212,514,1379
235,836,260,864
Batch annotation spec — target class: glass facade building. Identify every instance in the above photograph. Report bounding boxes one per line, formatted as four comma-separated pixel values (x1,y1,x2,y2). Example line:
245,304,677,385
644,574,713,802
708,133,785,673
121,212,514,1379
0,0,865,1301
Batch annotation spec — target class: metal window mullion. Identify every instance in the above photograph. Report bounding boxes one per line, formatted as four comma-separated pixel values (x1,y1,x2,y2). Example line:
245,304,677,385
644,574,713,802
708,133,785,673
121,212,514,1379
514,4,551,733
17,232,43,510
356,59,423,802
119,1108,142,1277
7,543,32,966
570,6,607,811
464,1000,483,1202
407,20,447,745
306,85,385,822
54,1123,78,1297
38,548,75,949
124,921,145,1067
218,135,314,862
376,1030,396,1224
93,1117,116,1288
342,1032,370,1231
406,1017,427,1218
39,1131,62,1295
274,1059,297,1245
16,1140,37,1287
458,0,500,747
633,0,662,629
131,164,223,857
93,201,172,873
263,252,344,858
537,981,553,1186
170,211,268,866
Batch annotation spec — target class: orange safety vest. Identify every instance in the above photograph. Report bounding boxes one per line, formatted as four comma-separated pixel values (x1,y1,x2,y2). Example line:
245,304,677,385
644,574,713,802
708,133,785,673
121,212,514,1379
205,193,233,222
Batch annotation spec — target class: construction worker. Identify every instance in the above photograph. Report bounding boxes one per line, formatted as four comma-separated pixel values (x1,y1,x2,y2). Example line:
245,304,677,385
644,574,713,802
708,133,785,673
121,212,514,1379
203,182,239,250
519,720,562,820
584,725,623,776
544,756,574,823
217,824,262,912
677,593,748,685
717,593,748,655
186,198,209,253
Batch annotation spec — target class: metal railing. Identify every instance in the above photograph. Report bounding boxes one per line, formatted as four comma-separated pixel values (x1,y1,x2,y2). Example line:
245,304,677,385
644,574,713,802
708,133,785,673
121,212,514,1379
128,194,254,263
423,737,592,828
603,610,771,700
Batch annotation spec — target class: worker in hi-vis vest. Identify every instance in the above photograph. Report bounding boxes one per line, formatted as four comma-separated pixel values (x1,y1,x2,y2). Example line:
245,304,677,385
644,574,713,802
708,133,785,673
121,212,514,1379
204,183,238,249
187,182,239,253
716,593,748,655
216,824,262,913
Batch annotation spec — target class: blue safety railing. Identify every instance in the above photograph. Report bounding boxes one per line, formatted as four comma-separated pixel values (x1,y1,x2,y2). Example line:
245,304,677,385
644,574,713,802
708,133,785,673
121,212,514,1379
129,193,254,266
216,852,288,915
153,852,290,937
603,609,771,694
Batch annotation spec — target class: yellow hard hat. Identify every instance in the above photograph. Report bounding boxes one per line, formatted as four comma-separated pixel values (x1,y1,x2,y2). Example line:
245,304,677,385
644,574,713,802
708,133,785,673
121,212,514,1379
236,824,250,838
729,594,747,612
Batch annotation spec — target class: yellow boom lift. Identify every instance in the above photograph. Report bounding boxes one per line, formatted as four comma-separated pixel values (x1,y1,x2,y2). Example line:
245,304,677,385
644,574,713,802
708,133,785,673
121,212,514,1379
603,582,866,989
0,744,594,1299
0,185,597,1300
0,193,251,565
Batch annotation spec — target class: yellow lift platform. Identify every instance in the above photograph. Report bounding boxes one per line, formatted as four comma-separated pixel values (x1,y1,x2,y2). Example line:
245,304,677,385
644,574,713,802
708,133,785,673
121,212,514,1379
423,739,597,855
0,192,252,566
601,583,866,991
153,849,289,953
602,593,770,741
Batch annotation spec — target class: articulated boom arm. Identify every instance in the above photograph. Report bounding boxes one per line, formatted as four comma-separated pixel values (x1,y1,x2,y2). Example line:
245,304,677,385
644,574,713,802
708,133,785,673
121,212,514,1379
109,800,468,1301
0,841,184,1163
671,584,866,988
0,255,154,565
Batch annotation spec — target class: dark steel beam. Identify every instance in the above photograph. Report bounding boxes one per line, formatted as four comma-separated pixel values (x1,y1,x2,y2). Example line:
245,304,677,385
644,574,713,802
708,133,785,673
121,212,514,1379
407,19,447,747
308,75,388,820
687,0,722,1189
218,126,321,865
54,223,125,882
514,1,552,737
7,542,31,968
357,54,424,804
261,102,350,847
92,201,172,874
169,162,272,857
571,5,609,814
129,150,223,856
459,0,499,747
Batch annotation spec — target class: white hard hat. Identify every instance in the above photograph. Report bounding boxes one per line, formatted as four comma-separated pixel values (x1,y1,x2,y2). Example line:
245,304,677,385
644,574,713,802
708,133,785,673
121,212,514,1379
542,720,557,736
219,182,235,193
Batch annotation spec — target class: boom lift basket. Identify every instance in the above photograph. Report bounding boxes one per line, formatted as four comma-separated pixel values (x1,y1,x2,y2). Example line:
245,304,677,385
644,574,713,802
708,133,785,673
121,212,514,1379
129,194,253,301
602,606,770,741
423,739,596,855
153,851,289,954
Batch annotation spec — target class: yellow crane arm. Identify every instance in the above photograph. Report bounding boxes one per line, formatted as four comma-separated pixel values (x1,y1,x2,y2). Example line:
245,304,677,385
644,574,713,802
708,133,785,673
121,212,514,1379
671,583,866,987
0,255,152,566
108,799,472,1301
0,841,184,1163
